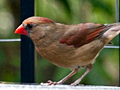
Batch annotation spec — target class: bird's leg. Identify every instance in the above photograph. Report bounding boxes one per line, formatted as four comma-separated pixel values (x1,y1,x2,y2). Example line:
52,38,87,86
58,68,79,84
71,64,92,86
47,68,79,85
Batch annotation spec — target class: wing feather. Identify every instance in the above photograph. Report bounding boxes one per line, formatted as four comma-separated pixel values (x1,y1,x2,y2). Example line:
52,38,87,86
60,23,105,48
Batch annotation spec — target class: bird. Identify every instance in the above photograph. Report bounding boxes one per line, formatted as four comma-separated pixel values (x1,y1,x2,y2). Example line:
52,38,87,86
15,16,120,86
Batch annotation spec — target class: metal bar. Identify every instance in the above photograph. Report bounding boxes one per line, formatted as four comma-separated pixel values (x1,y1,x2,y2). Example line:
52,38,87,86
0,39,119,49
116,0,119,22
20,0,35,83
104,46,119,49
0,39,21,42
118,0,120,87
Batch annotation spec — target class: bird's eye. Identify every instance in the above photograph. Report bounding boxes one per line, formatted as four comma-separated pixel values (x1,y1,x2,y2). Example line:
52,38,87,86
27,24,33,29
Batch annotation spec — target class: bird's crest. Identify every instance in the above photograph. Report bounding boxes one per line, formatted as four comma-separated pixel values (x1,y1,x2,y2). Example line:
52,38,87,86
38,17,55,23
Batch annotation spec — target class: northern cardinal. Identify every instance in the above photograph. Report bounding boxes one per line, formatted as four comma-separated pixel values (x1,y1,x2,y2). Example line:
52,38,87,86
15,16,120,86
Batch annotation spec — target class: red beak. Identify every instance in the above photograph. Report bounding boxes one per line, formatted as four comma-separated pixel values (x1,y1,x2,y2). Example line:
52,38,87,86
15,24,28,35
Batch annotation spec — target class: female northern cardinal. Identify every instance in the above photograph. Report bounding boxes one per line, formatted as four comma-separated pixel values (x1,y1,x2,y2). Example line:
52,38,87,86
15,16,120,86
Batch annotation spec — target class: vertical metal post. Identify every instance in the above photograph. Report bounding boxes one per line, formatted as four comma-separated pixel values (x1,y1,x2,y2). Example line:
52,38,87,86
118,0,120,87
20,0,35,83
116,0,119,22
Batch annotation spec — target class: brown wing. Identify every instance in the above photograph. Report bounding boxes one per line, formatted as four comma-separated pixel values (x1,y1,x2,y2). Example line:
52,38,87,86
59,23,106,48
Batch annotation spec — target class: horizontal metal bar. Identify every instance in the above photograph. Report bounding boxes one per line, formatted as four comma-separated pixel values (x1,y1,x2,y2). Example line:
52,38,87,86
104,45,119,49
0,39,21,42
0,39,119,49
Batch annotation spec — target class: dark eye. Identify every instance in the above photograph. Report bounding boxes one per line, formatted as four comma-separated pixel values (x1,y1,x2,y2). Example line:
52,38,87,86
27,24,33,29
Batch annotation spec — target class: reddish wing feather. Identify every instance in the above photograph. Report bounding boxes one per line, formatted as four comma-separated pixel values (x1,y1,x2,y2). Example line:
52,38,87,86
85,25,106,43
60,23,105,48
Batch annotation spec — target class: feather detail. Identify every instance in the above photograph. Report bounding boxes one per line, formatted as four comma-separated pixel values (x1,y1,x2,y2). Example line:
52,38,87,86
38,17,55,23
60,23,105,48
23,17,55,25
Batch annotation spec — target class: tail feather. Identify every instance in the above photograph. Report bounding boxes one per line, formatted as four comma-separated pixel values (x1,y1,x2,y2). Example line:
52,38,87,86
103,23,120,42
105,23,120,27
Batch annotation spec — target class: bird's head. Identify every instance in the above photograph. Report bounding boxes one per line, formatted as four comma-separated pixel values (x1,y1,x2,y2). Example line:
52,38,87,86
15,16,55,38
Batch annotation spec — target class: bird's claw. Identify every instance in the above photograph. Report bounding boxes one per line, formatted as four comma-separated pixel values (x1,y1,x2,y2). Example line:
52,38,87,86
40,80,62,86
47,80,60,85
71,83,84,86
70,82,78,86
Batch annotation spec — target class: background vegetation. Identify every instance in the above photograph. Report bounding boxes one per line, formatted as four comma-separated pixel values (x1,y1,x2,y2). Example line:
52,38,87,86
0,0,119,86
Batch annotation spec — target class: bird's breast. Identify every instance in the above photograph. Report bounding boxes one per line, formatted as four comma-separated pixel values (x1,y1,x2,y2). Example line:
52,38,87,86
35,38,105,70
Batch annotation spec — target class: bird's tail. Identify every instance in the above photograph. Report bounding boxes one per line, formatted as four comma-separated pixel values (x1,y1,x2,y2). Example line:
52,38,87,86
102,23,120,42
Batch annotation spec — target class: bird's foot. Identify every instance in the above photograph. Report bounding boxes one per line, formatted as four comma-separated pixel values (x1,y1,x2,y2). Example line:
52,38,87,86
70,81,84,86
40,80,63,86
70,81,79,86
47,80,61,85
